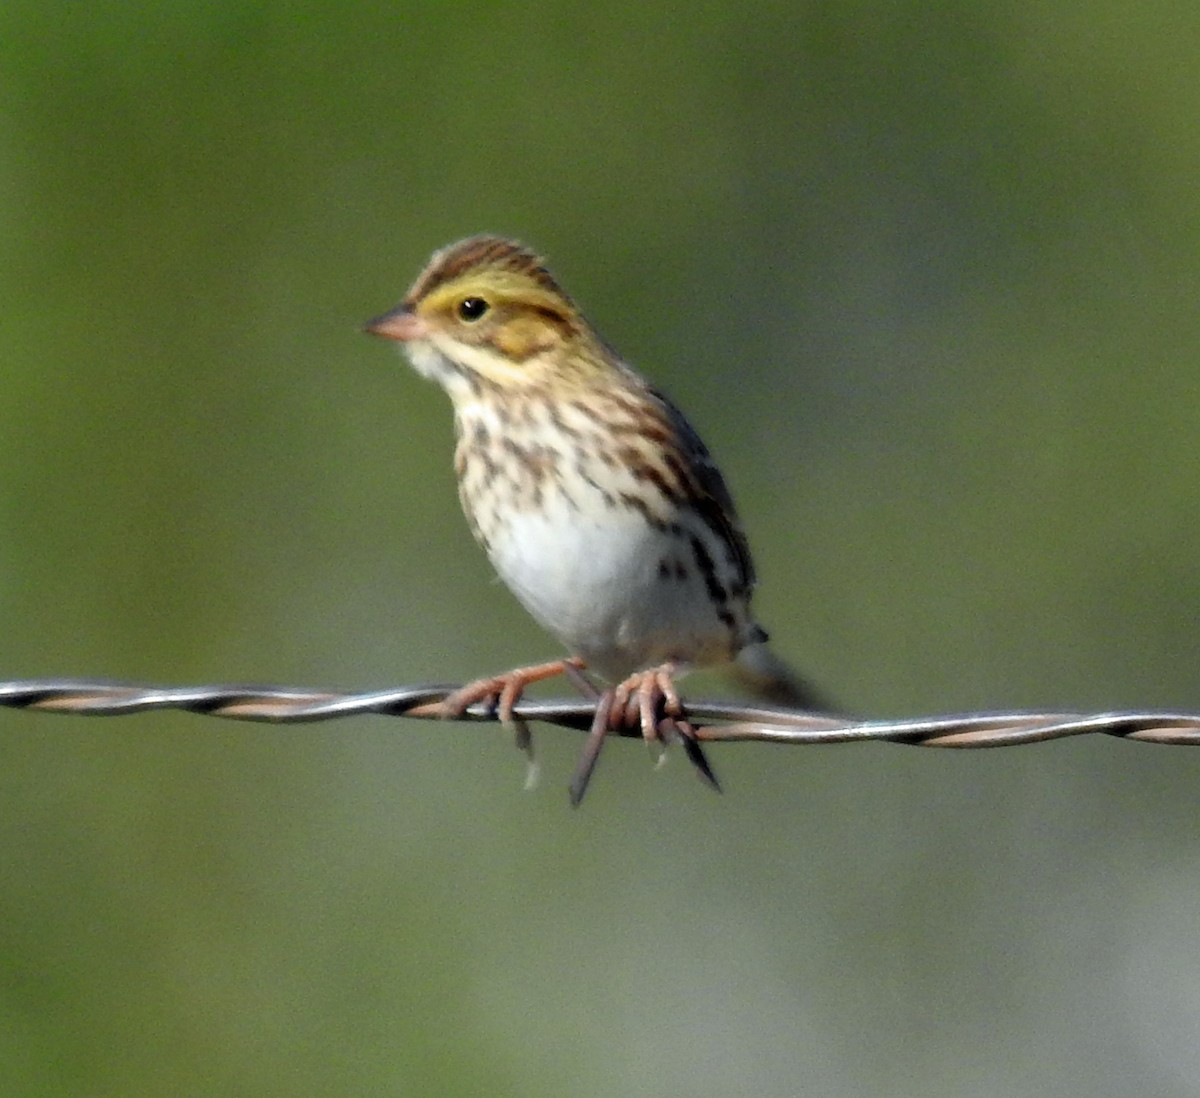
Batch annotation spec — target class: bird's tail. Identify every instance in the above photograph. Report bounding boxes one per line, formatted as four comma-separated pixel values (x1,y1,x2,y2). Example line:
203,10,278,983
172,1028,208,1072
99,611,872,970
730,643,840,714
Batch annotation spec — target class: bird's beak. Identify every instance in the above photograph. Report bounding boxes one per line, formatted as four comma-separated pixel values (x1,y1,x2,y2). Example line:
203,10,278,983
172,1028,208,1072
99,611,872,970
363,305,427,342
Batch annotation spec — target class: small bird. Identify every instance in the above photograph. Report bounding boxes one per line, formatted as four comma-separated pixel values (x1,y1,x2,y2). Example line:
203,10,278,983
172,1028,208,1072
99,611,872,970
367,236,824,803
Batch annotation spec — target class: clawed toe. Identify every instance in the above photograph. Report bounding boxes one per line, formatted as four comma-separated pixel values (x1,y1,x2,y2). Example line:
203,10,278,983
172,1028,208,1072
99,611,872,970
610,664,686,744
434,657,583,723
436,676,505,720
419,659,584,790
568,663,720,806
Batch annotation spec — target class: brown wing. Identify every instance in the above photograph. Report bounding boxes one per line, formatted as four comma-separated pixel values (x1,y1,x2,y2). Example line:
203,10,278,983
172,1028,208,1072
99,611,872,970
651,387,757,599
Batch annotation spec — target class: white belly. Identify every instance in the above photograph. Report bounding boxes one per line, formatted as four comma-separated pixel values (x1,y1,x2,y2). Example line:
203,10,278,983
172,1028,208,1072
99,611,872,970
483,487,739,680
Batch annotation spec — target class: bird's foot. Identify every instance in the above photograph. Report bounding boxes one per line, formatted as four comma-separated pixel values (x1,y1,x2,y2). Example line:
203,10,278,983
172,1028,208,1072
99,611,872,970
414,657,586,782
611,665,683,743
568,663,721,807
430,657,585,724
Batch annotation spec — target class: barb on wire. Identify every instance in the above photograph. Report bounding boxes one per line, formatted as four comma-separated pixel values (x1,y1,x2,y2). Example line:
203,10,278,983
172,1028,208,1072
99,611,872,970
1,677,1199,747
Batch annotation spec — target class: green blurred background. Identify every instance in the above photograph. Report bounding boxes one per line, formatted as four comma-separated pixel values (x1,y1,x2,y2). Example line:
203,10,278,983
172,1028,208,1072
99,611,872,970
3,3,1200,1095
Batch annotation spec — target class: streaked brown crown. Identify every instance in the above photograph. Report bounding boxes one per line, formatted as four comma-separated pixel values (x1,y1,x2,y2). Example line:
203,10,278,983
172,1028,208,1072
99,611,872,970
404,236,570,308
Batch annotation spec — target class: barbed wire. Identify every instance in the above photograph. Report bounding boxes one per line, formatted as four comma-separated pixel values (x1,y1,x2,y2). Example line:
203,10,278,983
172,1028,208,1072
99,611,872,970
2,677,1199,747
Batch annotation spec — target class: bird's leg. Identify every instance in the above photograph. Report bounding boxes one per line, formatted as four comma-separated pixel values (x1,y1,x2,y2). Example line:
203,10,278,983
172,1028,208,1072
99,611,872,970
426,656,586,723
568,688,616,807
568,664,687,807
414,657,586,787
415,657,718,805
609,663,721,794
611,664,683,742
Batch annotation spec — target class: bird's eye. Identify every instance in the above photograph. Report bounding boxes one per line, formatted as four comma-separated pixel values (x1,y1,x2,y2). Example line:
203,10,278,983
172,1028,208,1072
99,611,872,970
457,297,489,321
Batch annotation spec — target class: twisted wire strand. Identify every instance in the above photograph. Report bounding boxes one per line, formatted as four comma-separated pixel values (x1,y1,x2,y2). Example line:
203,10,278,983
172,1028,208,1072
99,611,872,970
1,678,1198,747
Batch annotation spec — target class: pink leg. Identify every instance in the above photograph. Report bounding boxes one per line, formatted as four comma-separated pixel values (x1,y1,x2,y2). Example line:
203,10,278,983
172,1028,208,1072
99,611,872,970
611,662,683,743
419,657,586,723
603,663,721,797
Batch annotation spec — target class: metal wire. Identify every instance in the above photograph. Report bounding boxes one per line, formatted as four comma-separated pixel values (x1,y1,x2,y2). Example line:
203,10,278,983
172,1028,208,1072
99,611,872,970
2,678,1199,747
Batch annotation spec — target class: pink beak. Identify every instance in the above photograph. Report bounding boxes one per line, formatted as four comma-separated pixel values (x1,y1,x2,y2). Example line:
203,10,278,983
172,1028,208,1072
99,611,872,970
364,305,427,342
